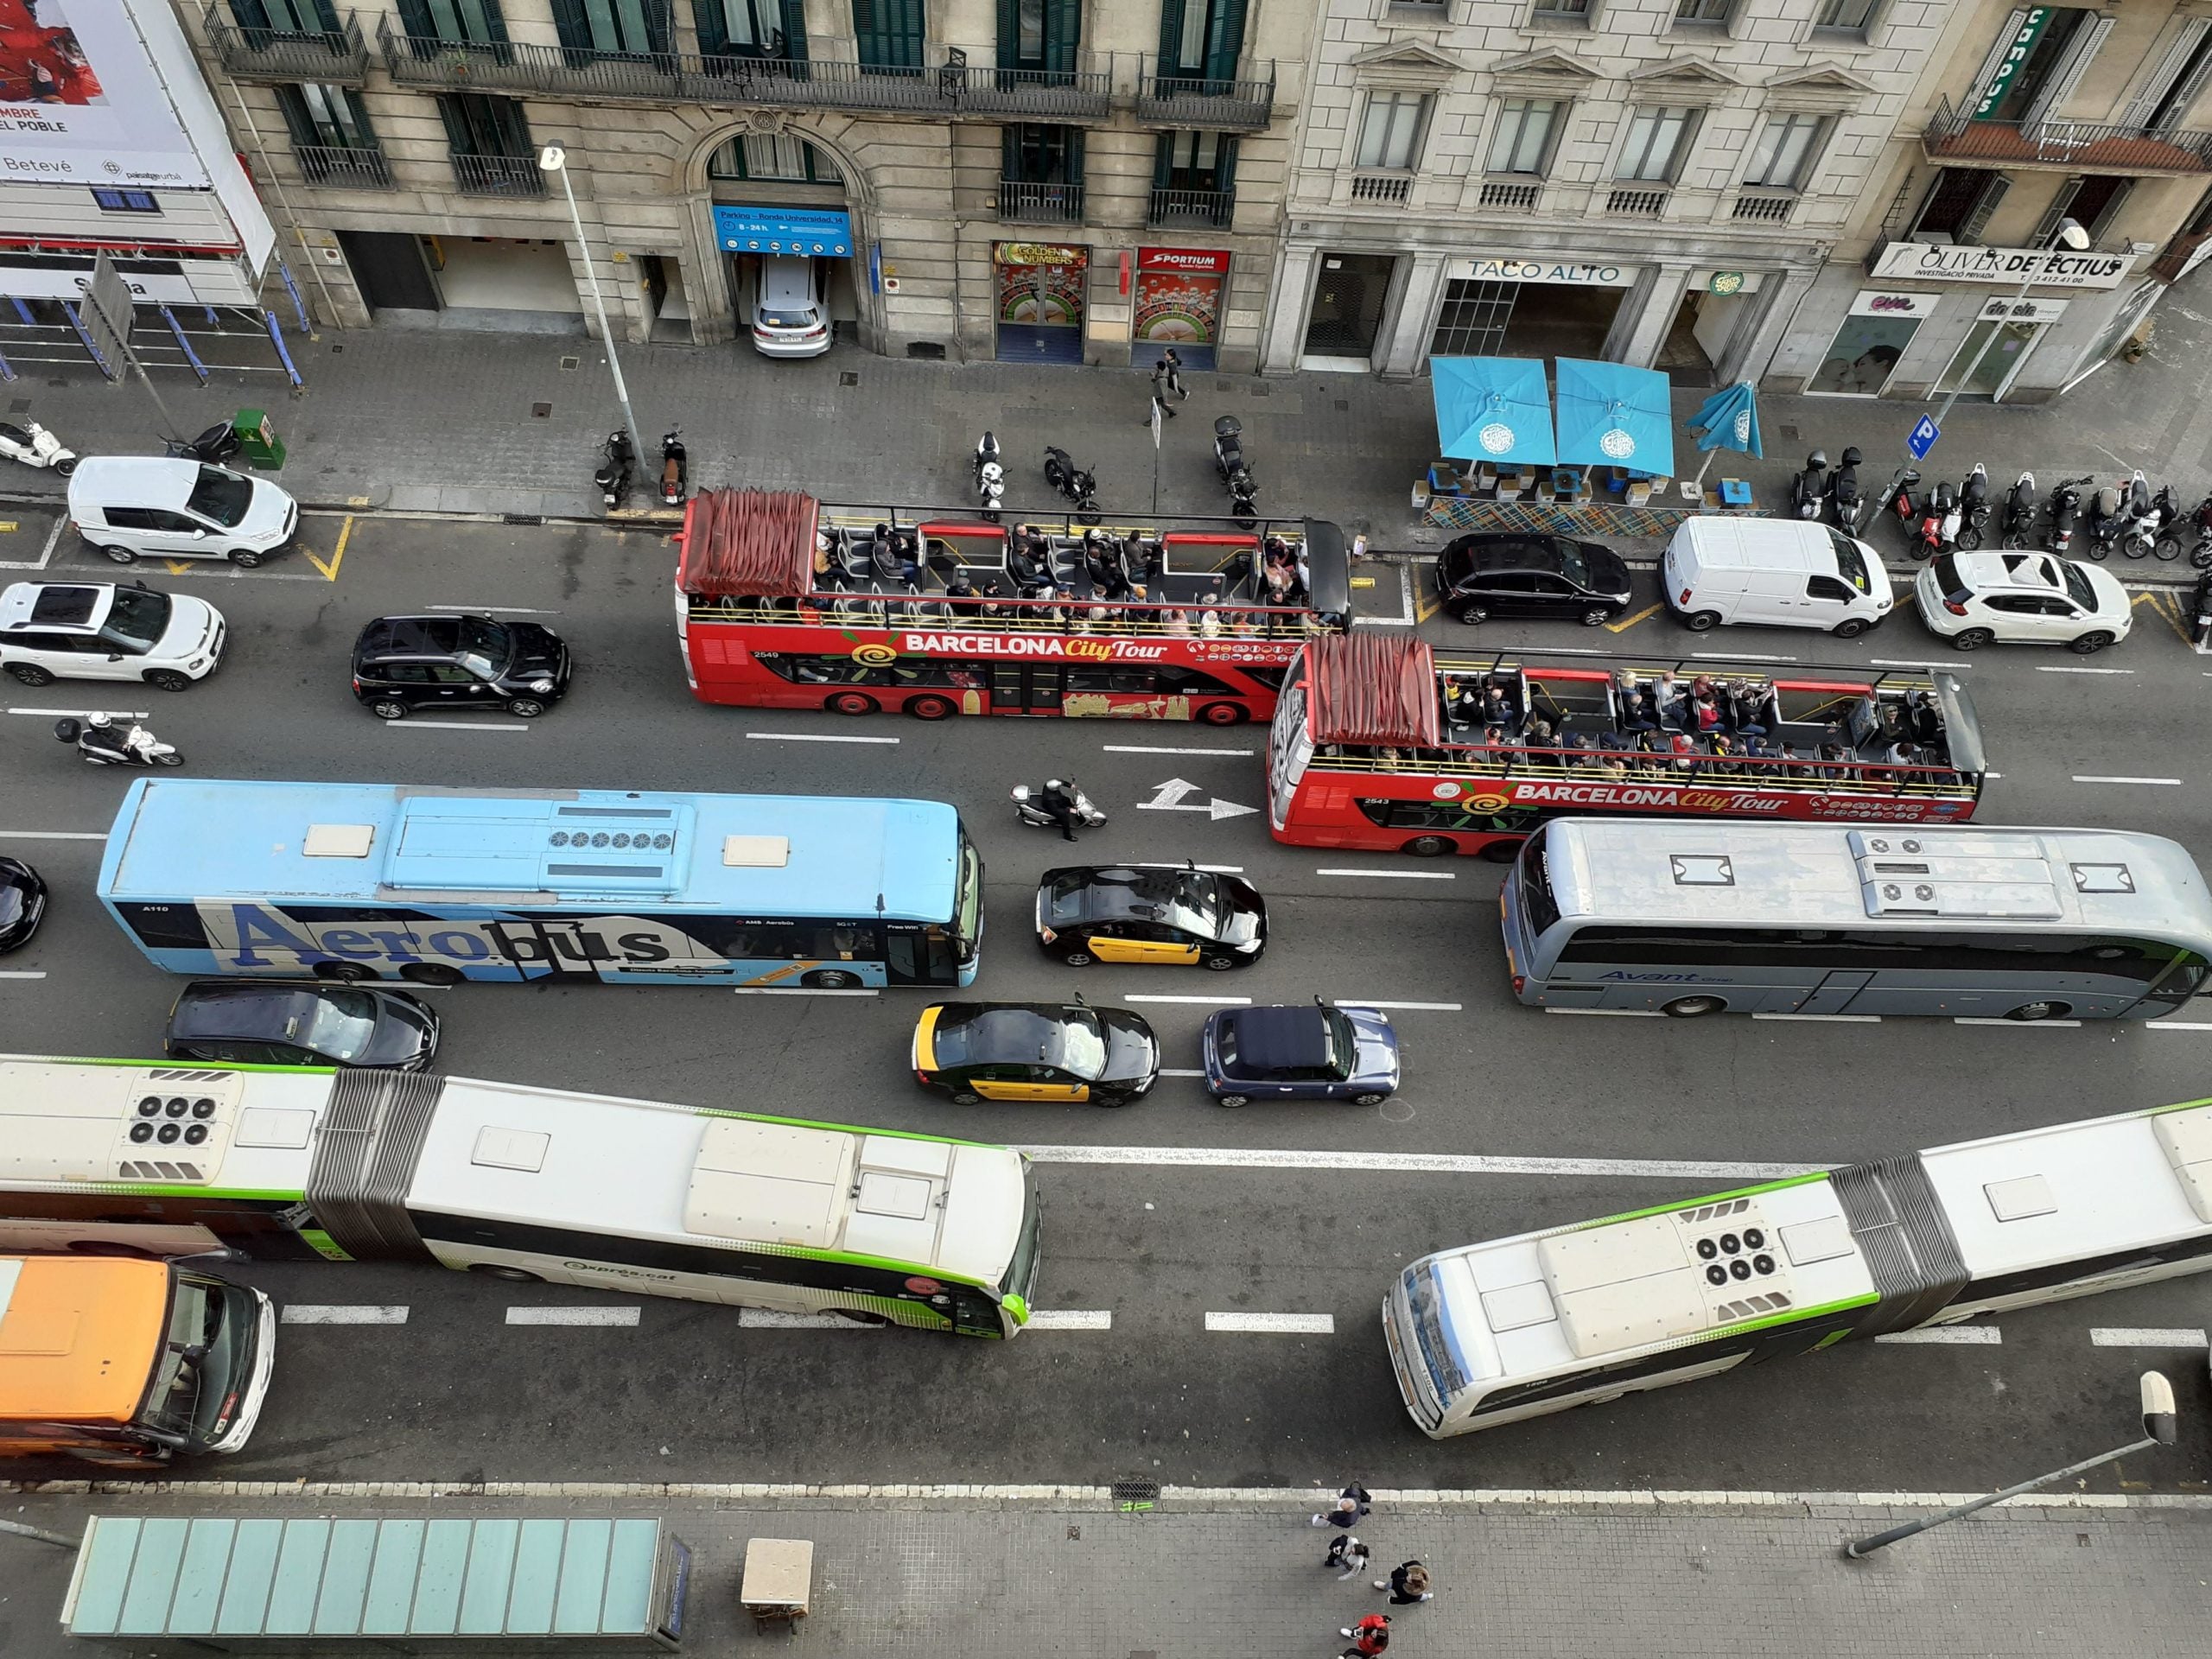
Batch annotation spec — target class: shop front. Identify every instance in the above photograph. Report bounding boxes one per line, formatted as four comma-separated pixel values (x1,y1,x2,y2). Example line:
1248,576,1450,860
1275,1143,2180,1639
1426,257,1640,365
995,241,1088,365
1132,245,1230,372
714,206,855,345
1805,290,1938,396
1933,296,2069,401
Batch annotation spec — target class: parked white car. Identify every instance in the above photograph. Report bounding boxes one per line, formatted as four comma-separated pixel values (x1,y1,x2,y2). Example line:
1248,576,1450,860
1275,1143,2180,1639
67,456,297,567
1914,550,2132,653
750,256,832,359
0,581,226,691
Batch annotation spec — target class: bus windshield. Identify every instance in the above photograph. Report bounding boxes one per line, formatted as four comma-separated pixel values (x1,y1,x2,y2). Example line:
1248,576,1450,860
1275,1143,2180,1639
998,1168,1042,1306
1517,835,1561,938
138,1276,253,1450
954,834,983,963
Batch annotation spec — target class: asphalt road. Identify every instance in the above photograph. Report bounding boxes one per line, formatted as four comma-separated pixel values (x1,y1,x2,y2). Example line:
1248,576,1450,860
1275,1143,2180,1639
5,515,2212,1496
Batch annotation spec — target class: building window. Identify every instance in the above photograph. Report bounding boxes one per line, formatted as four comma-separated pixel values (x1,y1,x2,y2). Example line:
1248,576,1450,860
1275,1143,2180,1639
550,0,667,56
1158,0,1249,82
436,91,531,157
1159,129,1233,190
1910,167,2009,243
1815,0,1876,29
394,0,505,39
696,0,803,57
709,134,842,182
274,83,386,186
1430,279,1516,357
1487,98,1559,175
1357,92,1429,171
1000,0,1077,76
1743,112,1824,189
229,0,340,35
853,0,925,71
91,188,161,213
1616,106,1694,181
1530,0,1591,18
1675,0,1731,21
1004,122,1083,184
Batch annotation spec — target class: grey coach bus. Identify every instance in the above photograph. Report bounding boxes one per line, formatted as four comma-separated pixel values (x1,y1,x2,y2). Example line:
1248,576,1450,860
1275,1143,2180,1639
1498,819,2212,1021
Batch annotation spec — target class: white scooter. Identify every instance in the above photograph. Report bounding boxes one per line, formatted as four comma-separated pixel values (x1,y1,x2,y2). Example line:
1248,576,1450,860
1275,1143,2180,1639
1011,779,1105,833
0,418,77,476
54,715,182,767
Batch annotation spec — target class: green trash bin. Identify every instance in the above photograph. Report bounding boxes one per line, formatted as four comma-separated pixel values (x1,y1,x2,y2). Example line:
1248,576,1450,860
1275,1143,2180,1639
232,408,286,470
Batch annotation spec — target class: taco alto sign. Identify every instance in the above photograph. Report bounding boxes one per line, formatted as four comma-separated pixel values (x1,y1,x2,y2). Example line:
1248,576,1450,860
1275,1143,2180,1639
1868,242,2135,290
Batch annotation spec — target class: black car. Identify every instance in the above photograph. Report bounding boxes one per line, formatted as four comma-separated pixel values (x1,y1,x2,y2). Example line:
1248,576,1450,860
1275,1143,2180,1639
0,857,46,953
165,980,441,1070
351,613,570,721
1435,533,1633,626
1035,865,1268,970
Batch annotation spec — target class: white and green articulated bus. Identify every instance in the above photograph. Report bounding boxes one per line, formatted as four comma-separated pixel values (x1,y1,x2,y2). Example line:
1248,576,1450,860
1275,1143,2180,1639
0,1058,1040,1338
1385,1095,2212,1435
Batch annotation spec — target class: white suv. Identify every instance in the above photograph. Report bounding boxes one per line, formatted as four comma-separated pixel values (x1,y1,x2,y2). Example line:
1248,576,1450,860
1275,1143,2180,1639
0,582,226,691
1914,550,2133,654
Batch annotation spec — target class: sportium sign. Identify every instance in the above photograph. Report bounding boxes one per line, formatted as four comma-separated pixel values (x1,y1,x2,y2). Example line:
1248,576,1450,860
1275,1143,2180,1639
1973,6,2054,119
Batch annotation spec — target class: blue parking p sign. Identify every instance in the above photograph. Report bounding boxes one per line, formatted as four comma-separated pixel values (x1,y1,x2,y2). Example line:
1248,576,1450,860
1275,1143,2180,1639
1907,414,1940,460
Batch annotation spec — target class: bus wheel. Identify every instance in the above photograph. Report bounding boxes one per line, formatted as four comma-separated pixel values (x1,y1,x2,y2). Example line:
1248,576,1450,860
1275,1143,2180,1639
400,963,464,987
827,691,880,715
2005,1000,2072,1021
1402,836,1453,857
313,961,377,982
1478,840,1521,864
1662,995,1726,1017
1196,702,1243,726
803,969,861,989
466,1263,543,1283
906,695,954,721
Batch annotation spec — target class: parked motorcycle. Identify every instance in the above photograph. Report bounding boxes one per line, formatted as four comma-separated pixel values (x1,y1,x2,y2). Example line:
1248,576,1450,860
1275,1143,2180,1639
1823,446,1864,531
2048,476,2089,556
2084,474,2139,561
2120,474,2174,560
1955,463,1992,551
1911,478,1959,561
1789,449,1829,521
2158,491,2212,568
1212,416,1259,530
973,430,1006,523
1043,445,1101,524
593,428,634,511
1011,779,1106,835
1999,471,2037,550
54,715,181,768
0,417,76,475
658,428,687,507
163,421,241,466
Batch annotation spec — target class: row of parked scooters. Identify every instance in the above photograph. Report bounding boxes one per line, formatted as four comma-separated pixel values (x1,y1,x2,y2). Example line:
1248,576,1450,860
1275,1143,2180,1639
1788,448,2212,567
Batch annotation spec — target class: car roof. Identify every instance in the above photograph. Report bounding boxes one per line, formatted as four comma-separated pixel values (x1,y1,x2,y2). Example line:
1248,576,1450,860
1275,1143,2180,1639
1954,550,2063,591
1044,865,1221,922
169,981,329,1039
0,582,112,632
1226,1005,1331,1071
356,614,467,658
67,455,200,505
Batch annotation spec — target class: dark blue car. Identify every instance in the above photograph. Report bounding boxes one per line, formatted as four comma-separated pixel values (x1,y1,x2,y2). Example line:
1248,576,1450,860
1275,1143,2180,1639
1199,1001,1402,1107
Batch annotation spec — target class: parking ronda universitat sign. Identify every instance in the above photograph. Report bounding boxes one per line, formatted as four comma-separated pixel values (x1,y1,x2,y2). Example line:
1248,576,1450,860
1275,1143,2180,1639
1868,242,2135,290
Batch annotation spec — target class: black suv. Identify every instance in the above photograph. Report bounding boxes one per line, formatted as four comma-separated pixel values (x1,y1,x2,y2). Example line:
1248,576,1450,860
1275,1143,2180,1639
351,613,571,721
1435,533,1634,626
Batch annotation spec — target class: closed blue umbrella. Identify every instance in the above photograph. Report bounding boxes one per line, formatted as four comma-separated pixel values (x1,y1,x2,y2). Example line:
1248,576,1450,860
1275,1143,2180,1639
1430,356,1555,467
1686,381,1762,486
1554,358,1675,478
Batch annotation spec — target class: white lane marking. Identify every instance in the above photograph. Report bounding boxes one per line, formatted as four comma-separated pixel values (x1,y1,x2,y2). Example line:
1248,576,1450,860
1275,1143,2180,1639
0,830,103,840
733,986,881,997
505,1306,641,1326
1340,1000,1462,1011
1159,1068,1206,1077
1126,994,1252,1005
1984,771,2004,779
386,721,532,732
2149,1022,2212,1032
739,1309,865,1330
1012,1145,1821,1180
1136,861,1243,874
1027,1310,1113,1331
282,1305,409,1325
0,969,48,979
0,515,67,571
7,705,149,719
1690,651,1796,662
1205,1311,1335,1334
1545,1007,1664,1018
1876,1325,2001,1345
1954,1016,2082,1027
1316,867,1455,880
2090,1327,2208,1349
1752,1012,1881,1023
2071,773,2181,785
746,732,901,745
2037,665,2134,676
426,605,563,613
1103,744,1254,757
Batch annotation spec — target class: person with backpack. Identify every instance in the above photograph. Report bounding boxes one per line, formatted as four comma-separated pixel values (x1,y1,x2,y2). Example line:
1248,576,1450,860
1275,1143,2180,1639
1376,1560,1433,1605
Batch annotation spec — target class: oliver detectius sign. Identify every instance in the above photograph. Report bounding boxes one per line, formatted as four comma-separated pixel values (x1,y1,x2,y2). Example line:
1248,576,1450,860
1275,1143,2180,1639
1869,241,2135,290
0,0,208,187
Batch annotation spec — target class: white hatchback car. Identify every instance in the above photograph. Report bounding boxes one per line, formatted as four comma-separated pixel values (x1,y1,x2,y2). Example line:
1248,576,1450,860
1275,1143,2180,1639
1914,550,2133,654
0,581,226,691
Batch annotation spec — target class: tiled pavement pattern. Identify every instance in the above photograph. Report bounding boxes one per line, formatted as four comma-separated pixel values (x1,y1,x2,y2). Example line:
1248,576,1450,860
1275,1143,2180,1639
2,1489,2205,1657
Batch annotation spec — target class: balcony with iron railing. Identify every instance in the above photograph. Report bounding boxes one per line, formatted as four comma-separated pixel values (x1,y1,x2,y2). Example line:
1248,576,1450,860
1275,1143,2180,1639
1147,186,1235,229
203,3,367,84
1605,186,1669,217
1135,58,1275,130
1923,92,2212,175
998,178,1084,223
293,143,393,190
1349,172,1413,206
450,152,547,197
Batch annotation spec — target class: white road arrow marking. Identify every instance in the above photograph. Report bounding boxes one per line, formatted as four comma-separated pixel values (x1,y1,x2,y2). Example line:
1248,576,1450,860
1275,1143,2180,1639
1137,778,1258,820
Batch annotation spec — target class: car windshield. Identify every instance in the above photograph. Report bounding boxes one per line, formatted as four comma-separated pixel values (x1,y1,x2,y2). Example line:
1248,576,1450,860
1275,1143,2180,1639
456,615,511,680
1554,543,1589,588
760,308,816,330
2061,561,2098,611
98,585,173,652
186,466,253,527
1829,533,1872,594
295,988,379,1062
138,1278,248,1447
1322,1008,1357,1078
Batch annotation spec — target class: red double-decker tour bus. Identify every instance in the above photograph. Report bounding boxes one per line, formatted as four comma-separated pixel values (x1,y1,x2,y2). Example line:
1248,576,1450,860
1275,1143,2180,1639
1268,633,1987,859
676,490,1351,725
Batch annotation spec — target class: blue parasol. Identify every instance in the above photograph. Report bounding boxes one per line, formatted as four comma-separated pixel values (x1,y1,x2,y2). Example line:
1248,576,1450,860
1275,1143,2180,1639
1554,358,1675,478
1685,381,1762,486
1430,356,1555,467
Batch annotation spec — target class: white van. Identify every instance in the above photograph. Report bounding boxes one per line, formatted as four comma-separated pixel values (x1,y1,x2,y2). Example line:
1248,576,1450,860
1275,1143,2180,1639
1662,517,1892,639
750,256,831,359
67,457,298,568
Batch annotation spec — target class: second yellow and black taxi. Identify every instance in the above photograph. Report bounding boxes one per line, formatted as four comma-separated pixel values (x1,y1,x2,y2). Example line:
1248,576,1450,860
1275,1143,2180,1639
1034,864,1268,969
910,999,1160,1105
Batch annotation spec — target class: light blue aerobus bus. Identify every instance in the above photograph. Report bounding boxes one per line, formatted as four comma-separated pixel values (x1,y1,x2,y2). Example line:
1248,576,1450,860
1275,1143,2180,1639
96,779,982,988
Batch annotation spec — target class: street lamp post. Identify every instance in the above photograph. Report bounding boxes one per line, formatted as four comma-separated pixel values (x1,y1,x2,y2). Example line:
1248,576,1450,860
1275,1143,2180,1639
539,143,644,480
1841,1370,2177,1560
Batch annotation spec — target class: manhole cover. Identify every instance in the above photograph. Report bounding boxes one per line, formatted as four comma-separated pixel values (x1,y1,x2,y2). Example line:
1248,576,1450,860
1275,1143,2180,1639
1249,385,1270,397
531,402,552,418
331,344,344,354
1334,398,1349,412
1065,1524,1080,1540
559,355,580,371
1779,424,1800,442
7,397,28,413
1110,1478,1160,1505
840,371,859,386
502,512,545,525
46,378,65,388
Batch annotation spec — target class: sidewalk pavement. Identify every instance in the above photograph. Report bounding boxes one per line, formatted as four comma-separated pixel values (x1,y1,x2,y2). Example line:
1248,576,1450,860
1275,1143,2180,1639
4,264,2212,567
2,1484,2206,1657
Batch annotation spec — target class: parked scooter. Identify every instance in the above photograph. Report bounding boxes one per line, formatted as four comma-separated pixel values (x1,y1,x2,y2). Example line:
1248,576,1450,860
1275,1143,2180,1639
1043,445,1101,524
54,715,181,768
658,428,687,507
163,421,241,466
0,417,76,476
1010,779,1106,836
1886,467,1922,532
2159,491,2212,568
973,430,1006,523
1789,449,1829,521
1955,463,1992,550
2084,474,2139,561
1823,446,1864,531
594,428,634,511
1999,472,2037,550
1213,416,1257,530
1911,478,1960,561
2120,474,2174,560
2048,476,2089,556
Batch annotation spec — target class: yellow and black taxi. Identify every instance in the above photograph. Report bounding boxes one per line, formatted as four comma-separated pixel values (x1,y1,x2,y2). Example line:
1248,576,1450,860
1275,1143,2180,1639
1034,864,1268,970
911,1000,1160,1106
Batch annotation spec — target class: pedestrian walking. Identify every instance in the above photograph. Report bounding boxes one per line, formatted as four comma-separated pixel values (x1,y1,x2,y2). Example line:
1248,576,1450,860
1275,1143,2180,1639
1312,1483,1372,1529
1323,1535,1370,1580
1375,1561,1432,1605
1338,1611,1390,1656
1161,346,1189,401
1149,357,1180,417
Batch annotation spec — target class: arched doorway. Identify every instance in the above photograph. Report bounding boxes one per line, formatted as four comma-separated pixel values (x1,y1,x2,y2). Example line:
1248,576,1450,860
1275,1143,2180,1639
702,117,864,356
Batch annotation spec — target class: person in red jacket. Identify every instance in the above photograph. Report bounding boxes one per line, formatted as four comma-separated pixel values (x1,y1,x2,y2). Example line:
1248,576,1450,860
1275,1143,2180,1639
1338,1611,1390,1656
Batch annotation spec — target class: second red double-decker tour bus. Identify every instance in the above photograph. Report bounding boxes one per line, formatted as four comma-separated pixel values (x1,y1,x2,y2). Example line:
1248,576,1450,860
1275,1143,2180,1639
1268,633,1987,859
676,490,1351,725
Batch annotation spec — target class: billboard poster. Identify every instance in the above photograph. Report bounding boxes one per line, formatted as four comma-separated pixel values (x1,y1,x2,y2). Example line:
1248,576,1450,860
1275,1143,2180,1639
0,0,209,188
